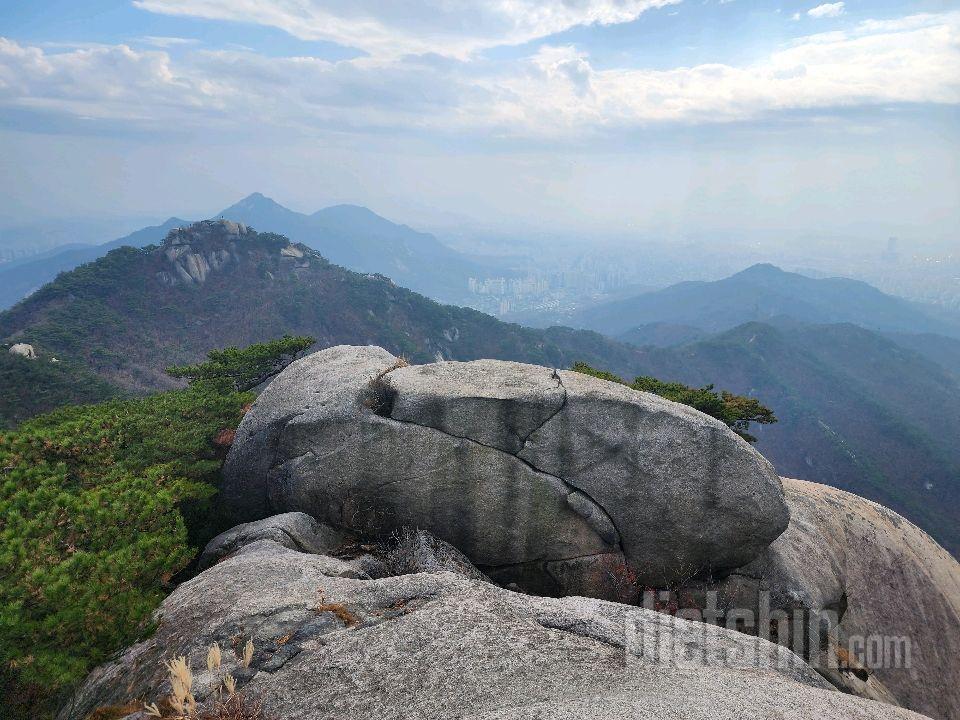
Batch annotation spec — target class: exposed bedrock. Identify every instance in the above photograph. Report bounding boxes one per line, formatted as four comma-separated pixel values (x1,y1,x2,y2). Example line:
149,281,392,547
221,345,790,597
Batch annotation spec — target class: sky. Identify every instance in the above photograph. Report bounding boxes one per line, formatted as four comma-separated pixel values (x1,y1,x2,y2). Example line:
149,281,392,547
0,0,958,248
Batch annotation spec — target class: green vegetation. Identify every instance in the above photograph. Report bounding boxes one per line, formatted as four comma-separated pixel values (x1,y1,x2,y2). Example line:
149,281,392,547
168,335,315,392
0,350,120,429
571,361,777,442
0,338,306,719
0,224,657,423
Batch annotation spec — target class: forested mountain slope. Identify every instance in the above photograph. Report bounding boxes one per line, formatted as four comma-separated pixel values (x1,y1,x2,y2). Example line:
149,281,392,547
0,219,646,402
623,321,960,554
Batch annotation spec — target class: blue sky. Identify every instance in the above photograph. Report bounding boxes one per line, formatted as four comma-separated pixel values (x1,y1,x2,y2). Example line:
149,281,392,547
0,0,958,245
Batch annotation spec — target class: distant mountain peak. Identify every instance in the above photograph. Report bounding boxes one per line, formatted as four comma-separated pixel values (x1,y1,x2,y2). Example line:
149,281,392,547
218,192,297,221
732,263,787,278
234,191,276,206
318,203,378,216
311,203,390,225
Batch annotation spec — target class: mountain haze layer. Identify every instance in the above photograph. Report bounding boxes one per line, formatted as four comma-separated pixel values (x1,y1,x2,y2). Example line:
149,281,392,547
0,193,490,311
576,263,960,339
0,217,187,309
217,193,488,303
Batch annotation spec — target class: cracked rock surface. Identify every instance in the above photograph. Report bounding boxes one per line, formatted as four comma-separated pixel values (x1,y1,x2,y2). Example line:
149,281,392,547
221,345,789,597
60,541,929,720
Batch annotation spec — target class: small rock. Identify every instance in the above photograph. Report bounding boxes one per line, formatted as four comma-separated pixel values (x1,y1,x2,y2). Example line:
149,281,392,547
198,513,346,570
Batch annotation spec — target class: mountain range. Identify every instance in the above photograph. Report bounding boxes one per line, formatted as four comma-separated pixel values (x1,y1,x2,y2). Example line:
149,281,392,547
622,320,960,553
0,193,491,311
0,219,647,415
575,262,960,340
1,218,958,554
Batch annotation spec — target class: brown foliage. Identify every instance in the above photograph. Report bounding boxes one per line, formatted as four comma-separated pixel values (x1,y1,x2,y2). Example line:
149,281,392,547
197,693,272,720
84,702,144,720
316,590,360,627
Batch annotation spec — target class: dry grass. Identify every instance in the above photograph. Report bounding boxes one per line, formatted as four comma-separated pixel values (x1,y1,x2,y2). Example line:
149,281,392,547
212,429,236,454
84,702,144,720
240,639,254,669
196,692,271,720
317,601,360,627
206,643,222,672
141,644,272,720
164,656,196,718
835,643,870,681
363,358,409,415
316,589,360,627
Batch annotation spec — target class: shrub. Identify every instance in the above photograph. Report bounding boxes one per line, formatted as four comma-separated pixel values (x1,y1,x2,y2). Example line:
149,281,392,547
167,335,315,392
571,362,776,442
0,337,307,719
363,358,409,416
0,385,250,718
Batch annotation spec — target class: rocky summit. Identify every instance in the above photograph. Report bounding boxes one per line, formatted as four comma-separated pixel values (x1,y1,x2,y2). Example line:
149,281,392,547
156,219,314,286
690,478,960,720
58,346,960,720
220,345,789,595
61,536,931,720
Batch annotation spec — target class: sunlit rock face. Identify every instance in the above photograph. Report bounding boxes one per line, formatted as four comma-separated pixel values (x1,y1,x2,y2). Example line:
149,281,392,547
155,219,313,286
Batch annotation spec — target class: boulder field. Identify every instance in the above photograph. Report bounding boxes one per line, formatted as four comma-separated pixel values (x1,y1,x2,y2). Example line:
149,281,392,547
220,345,789,595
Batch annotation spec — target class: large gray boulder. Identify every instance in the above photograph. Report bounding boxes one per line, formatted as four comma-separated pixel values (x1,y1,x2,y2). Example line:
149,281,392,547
60,541,929,720
693,478,960,720
221,345,789,596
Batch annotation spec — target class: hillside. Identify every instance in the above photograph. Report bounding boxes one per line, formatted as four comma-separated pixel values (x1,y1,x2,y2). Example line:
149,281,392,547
0,217,187,310
883,330,960,379
624,321,960,554
617,322,707,348
0,219,648,408
0,349,119,429
574,263,960,339
3,221,959,554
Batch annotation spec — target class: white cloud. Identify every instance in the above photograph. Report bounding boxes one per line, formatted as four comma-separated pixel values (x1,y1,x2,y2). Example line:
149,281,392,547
807,3,845,19
0,12,957,138
131,0,680,58
138,36,200,48
0,39,200,123
478,12,960,132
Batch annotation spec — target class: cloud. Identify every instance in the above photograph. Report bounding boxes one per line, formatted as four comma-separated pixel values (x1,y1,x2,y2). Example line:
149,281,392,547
0,39,198,124
807,3,845,19
131,0,680,58
138,36,200,48
0,38,482,134
479,13,960,133
0,12,957,138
